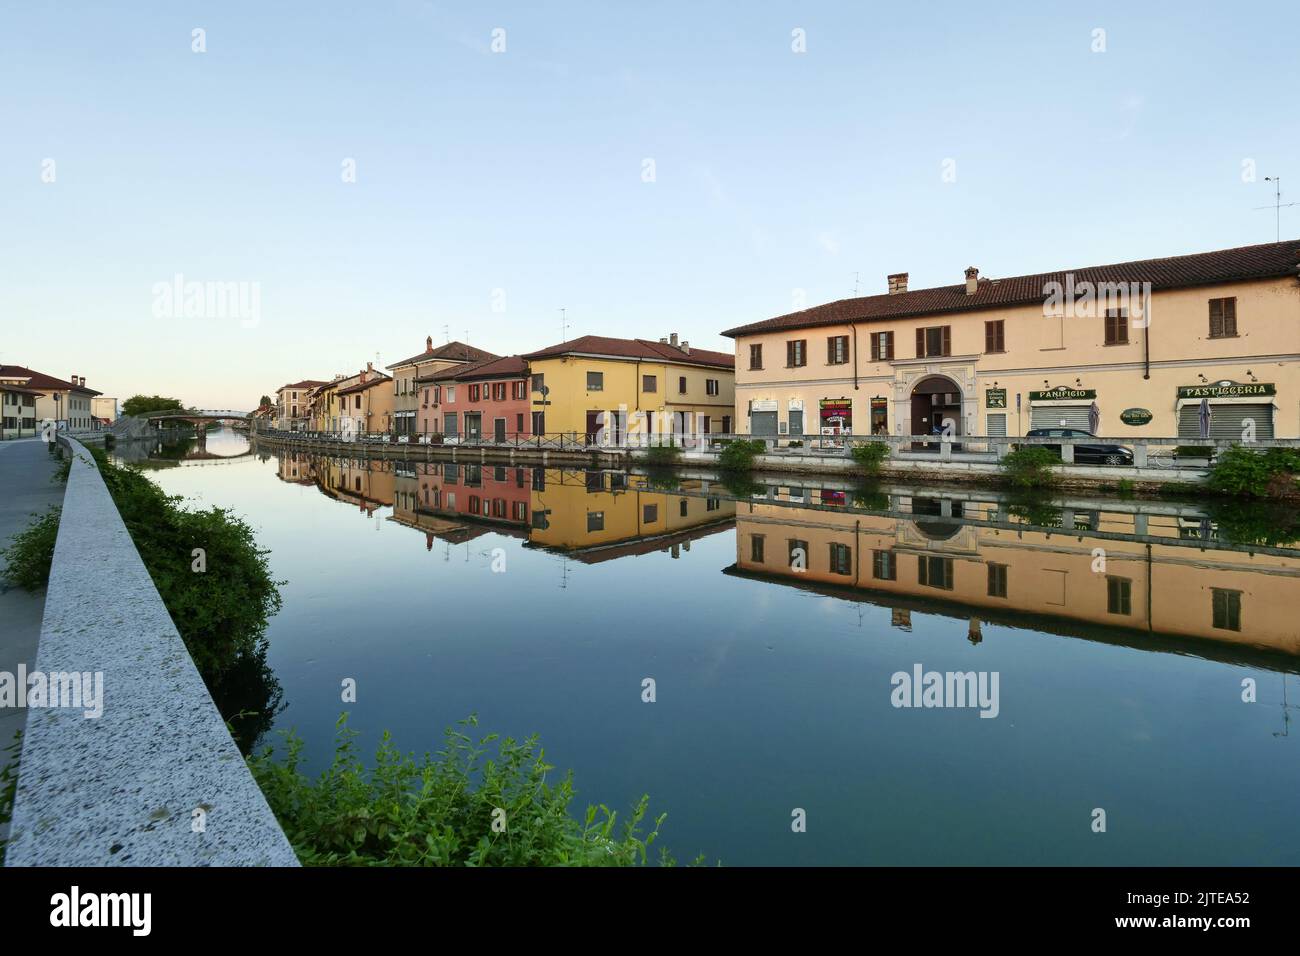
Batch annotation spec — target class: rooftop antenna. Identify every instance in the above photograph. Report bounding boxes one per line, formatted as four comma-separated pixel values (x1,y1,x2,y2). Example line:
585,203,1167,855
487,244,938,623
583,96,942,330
853,271,860,296
443,324,450,344
559,308,569,342
1256,176,1297,242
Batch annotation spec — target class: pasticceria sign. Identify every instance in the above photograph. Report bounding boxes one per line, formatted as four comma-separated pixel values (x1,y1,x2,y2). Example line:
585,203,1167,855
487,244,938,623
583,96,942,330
1028,386,1096,401
1176,381,1275,399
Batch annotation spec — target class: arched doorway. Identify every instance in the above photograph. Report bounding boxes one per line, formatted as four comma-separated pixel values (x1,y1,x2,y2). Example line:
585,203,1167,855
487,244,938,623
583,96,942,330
910,375,963,440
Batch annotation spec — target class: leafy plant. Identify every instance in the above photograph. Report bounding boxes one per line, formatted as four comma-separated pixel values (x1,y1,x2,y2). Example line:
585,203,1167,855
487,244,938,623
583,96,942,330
85,447,284,680
249,714,703,867
1203,500,1300,547
849,442,890,476
0,506,61,591
121,394,188,417
999,447,1060,489
717,439,767,473
642,442,682,467
1206,446,1300,499
1004,491,1065,528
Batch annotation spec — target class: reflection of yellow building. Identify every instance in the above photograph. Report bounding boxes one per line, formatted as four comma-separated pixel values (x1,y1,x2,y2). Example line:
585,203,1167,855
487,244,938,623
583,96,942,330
528,470,735,559
316,457,395,515
522,335,736,442
729,497,1300,656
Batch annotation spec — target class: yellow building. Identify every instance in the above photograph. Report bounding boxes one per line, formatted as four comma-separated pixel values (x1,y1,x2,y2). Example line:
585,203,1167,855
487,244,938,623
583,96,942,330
521,334,736,443
527,469,736,558
723,239,1300,440
334,365,394,436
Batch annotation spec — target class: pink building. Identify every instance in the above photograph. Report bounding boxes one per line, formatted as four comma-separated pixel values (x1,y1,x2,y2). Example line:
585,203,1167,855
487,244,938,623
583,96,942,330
424,356,531,442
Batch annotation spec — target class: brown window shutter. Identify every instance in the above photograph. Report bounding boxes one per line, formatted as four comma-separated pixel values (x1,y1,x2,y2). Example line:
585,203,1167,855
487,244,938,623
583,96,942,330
1224,297,1237,335
985,322,994,352
916,328,925,357
827,338,835,364
941,326,951,355
1209,299,1223,337
885,332,893,360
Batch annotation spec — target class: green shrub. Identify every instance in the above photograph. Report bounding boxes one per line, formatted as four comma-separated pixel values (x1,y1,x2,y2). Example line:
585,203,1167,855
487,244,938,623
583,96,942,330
0,506,61,591
999,447,1060,489
1206,446,1300,499
1005,491,1065,528
642,443,682,467
250,714,701,867
718,439,767,473
850,482,891,511
849,442,890,476
1203,500,1300,547
90,450,283,680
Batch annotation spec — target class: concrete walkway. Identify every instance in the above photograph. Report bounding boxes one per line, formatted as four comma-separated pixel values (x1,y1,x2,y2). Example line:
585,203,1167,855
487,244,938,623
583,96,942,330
0,439,65,816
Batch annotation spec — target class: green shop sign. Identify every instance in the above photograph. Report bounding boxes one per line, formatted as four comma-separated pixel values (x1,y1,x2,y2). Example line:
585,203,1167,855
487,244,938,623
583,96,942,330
985,388,1007,409
1176,381,1275,399
1119,408,1153,426
1029,386,1096,401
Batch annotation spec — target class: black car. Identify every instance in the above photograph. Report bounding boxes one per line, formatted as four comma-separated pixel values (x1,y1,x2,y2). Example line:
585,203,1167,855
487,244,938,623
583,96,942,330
1024,428,1133,466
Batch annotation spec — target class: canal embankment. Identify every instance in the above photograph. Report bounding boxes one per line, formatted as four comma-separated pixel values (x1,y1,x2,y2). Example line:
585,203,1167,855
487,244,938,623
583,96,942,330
248,430,1300,497
4,436,296,866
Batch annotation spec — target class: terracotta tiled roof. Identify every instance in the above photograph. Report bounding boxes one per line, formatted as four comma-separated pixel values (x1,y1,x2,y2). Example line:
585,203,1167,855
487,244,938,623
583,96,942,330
386,341,499,370
0,365,102,396
449,355,529,381
722,239,1300,338
522,335,734,369
280,379,327,391
336,373,393,395
416,357,496,383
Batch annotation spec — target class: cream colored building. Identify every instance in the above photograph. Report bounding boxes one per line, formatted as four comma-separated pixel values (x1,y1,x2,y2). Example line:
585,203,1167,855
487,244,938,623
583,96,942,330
723,240,1300,440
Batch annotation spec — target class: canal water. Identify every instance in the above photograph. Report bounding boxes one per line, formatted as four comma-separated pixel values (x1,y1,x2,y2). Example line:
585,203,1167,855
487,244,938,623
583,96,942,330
122,427,1300,865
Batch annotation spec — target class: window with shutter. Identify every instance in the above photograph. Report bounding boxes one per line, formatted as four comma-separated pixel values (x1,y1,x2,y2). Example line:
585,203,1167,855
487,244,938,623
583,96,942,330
1209,297,1237,338
916,328,925,357
1104,309,1128,345
984,320,1004,352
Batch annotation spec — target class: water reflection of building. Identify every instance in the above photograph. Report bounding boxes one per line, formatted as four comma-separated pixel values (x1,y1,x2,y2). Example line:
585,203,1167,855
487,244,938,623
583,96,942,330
315,457,396,515
727,494,1300,657
389,461,532,548
527,470,736,561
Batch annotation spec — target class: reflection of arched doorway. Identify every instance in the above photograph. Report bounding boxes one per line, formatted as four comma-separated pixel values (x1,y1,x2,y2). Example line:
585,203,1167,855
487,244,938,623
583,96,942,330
910,375,963,438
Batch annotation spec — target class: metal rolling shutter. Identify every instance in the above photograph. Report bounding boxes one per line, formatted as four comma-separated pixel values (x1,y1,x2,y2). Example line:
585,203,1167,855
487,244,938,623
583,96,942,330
1177,404,1273,440
751,411,778,436
1030,405,1091,431
986,414,1007,437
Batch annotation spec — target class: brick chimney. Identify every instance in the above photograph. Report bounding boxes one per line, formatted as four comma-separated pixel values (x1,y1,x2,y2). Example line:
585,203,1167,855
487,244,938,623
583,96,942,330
965,266,979,295
426,335,433,351
70,372,76,386
887,272,908,295
79,377,85,387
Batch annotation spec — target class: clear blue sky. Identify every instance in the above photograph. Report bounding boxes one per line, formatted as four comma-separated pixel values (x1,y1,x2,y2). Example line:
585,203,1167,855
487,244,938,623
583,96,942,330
2,1,1295,409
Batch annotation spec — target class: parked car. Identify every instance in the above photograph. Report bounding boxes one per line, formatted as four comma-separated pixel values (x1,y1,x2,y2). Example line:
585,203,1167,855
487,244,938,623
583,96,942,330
1024,428,1133,466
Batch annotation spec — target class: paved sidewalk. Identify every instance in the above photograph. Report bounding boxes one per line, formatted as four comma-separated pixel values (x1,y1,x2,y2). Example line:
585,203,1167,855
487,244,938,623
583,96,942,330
0,439,65,809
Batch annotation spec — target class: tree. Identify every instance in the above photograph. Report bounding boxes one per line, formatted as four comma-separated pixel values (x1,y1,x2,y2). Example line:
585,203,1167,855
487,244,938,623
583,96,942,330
258,394,273,409
122,394,187,417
